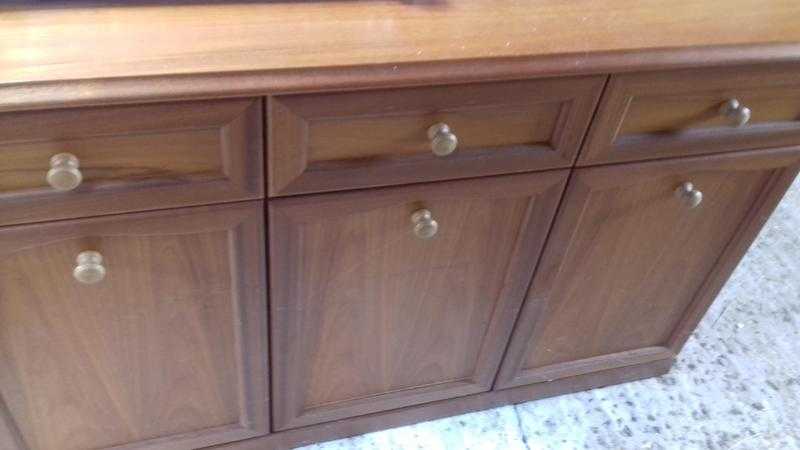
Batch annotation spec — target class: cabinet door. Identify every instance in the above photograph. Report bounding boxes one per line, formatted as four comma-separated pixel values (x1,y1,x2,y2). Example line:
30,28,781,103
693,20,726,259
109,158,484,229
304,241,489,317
496,147,800,389
270,171,568,430
0,202,268,450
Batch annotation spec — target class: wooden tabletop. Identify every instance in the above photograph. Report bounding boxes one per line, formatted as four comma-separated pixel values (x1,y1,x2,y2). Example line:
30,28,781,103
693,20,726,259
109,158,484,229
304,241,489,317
2,0,800,87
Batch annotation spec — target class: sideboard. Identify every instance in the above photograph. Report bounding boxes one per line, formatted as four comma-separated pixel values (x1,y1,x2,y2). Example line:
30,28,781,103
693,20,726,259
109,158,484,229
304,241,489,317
1,1,800,449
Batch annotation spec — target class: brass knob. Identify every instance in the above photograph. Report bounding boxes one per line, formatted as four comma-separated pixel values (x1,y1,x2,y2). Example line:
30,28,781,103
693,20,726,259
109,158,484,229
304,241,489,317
411,209,438,239
675,181,703,209
719,99,751,127
46,153,83,191
73,251,106,284
427,123,458,157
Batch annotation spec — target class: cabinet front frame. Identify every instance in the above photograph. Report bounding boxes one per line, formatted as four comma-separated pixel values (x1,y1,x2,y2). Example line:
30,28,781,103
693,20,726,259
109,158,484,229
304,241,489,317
0,53,797,450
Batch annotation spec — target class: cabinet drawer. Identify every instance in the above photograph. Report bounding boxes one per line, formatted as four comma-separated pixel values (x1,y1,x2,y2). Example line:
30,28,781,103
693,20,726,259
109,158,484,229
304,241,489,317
0,202,268,450
497,147,800,389
269,171,568,429
580,64,800,165
269,77,604,196
0,99,263,226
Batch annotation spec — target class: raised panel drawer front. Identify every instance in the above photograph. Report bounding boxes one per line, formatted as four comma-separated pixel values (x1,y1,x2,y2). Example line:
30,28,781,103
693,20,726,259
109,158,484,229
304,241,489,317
268,76,604,196
496,147,800,389
0,202,268,450
269,171,569,430
0,99,263,226
580,63,800,165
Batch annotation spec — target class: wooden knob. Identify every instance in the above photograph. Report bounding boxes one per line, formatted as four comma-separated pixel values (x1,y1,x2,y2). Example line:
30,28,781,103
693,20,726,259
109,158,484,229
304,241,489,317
427,123,458,157
73,251,106,284
46,153,83,191
411,209,439,239
675,181,703,209
719,99,751,127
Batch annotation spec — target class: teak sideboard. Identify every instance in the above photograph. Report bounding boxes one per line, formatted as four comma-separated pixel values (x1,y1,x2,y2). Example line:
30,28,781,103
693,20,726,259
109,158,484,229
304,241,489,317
2,1,800,449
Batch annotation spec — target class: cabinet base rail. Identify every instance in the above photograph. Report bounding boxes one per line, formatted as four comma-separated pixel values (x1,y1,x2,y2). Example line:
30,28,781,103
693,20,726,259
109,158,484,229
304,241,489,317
208,357,674,450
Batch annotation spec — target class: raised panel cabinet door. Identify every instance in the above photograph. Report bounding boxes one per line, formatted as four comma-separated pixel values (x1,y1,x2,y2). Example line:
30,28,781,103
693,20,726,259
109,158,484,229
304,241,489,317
269,171,569,430
0,202,268,450
496,147,800,389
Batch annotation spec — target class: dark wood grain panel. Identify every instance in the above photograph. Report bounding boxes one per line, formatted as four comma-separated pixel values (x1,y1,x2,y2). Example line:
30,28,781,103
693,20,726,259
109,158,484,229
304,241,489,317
269,171,568,430
580,63,800,165
497,147,800,389
269,77,603,195
0,99,263,226
0,202,269,450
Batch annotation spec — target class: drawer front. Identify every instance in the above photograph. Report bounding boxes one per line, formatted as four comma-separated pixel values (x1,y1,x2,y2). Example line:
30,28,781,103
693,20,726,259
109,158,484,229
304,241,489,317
269,171,568,429
0,99,263,226
0,202,268,450
496,147,800,389
269,77,604,196
580,64,800,165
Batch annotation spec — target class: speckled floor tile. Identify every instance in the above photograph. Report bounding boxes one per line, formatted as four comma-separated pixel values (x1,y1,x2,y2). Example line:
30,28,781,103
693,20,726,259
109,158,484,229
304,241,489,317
299,406,528,450
296,178,800,450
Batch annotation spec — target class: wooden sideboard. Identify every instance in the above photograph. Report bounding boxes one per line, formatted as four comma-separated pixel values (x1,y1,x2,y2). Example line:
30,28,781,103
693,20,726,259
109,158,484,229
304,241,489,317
2,1,800,449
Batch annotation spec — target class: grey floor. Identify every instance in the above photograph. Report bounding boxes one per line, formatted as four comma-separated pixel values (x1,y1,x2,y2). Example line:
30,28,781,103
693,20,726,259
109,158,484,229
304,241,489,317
297,178,800,450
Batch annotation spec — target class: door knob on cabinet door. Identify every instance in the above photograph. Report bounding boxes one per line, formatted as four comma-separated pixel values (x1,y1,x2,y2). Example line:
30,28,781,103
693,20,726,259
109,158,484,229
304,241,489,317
411,208,439,239
719,98,752,127
427,123,458,157
675,181,703,209
73,251,107,284
46,153,83,191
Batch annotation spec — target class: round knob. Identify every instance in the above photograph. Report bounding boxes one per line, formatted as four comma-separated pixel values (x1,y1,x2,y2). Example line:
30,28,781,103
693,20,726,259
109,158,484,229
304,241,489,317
73,251,107,284
427,123,458,157
46,153,83,191
411,209,439,239
675,182,703,209
719,99,751,127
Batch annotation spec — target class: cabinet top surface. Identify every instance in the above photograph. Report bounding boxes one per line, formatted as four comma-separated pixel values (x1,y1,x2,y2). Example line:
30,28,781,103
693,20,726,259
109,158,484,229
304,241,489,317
2,0,800,87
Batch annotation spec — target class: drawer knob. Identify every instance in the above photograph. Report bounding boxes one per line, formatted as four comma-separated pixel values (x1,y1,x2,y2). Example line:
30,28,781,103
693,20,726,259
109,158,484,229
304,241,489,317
46,153,83,191
411,208,439,239
675,181,703,209
73,251,107,284
719,99,752,127
427,123,458,157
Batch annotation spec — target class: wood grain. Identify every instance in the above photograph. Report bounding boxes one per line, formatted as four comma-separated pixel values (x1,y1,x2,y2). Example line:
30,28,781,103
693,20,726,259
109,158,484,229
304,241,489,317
269,77,603,195
666,149,800,352
269,171,568,430
207,358,674,450
2,0,799,87
0,98,263,226
1,2,798,446
3,44,800,114
496,147,800,389
0,201,269,450
580,63,800,165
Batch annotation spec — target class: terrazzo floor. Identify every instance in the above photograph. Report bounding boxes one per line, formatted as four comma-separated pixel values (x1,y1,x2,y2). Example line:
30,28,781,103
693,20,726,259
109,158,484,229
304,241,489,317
297,177,800,450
